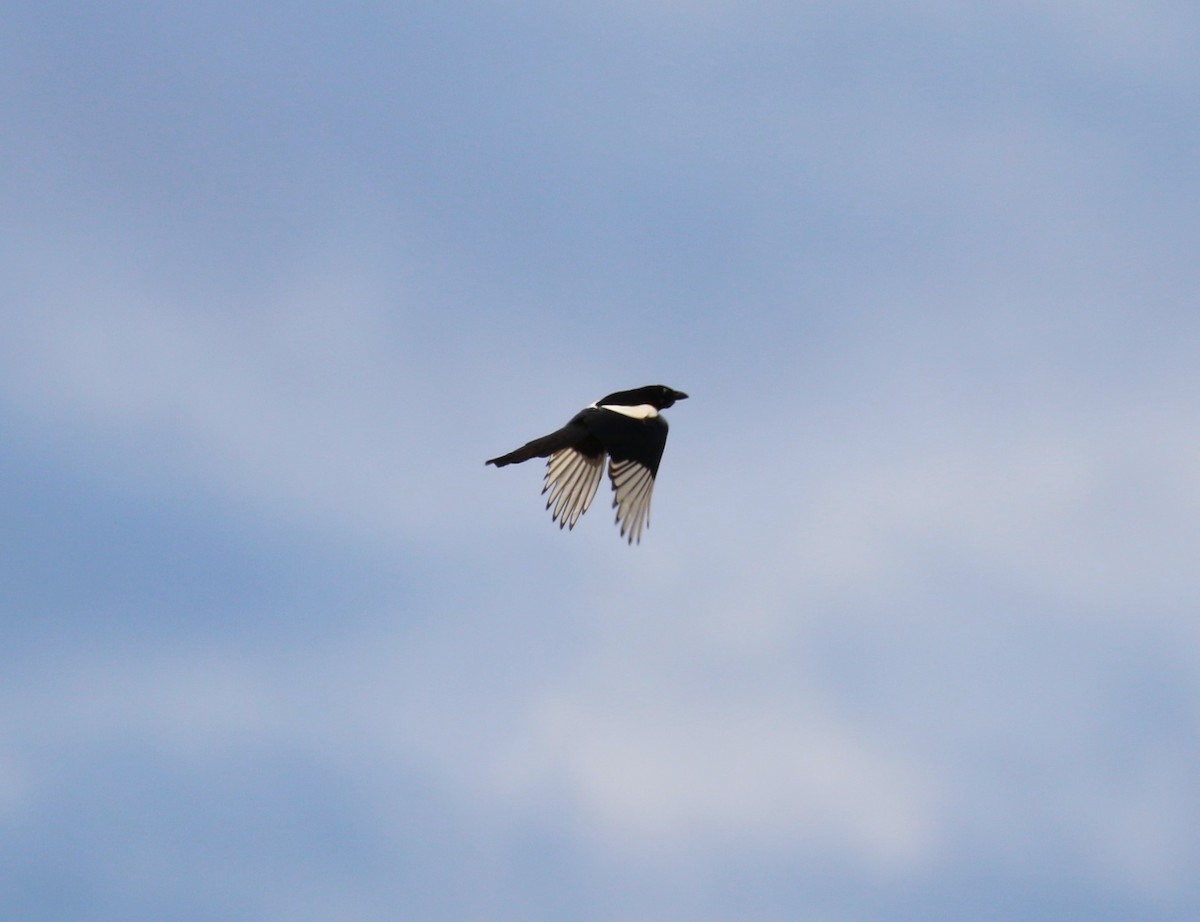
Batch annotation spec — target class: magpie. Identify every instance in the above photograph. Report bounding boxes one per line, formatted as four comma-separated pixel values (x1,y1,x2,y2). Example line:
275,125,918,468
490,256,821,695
486,385,688,544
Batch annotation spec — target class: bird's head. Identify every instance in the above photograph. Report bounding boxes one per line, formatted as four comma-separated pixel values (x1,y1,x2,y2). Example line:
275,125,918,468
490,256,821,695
654,385,688,409
598,384,688,409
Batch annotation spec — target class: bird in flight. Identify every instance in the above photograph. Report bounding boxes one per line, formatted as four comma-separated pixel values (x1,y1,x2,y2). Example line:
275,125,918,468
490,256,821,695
486,385,688,544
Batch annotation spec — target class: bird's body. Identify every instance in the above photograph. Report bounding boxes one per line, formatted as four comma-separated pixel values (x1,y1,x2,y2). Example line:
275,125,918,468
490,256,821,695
486,385,687,544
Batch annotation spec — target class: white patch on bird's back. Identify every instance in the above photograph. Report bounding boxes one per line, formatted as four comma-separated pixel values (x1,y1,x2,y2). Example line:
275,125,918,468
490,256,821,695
597,403,658,419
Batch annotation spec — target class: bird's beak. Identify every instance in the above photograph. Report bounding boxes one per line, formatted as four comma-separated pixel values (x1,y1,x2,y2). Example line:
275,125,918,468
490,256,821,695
673,390,689,400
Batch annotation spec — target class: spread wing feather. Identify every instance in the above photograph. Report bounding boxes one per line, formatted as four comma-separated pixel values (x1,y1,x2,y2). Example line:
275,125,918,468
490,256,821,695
609,458,656,545
543,449,604,529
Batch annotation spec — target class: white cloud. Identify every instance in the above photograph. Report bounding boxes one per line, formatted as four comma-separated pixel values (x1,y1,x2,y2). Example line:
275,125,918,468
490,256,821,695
0,239,482,546
496,678,938,871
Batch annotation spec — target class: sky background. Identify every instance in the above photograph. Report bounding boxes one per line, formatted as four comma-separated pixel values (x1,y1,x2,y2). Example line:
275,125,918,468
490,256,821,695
3,2,1200,920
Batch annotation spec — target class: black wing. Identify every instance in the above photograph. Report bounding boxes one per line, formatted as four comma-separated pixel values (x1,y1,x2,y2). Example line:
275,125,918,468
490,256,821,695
582,410,670,544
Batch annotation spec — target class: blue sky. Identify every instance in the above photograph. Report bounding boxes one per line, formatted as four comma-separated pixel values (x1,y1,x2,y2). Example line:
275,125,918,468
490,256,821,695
3,2,1199,919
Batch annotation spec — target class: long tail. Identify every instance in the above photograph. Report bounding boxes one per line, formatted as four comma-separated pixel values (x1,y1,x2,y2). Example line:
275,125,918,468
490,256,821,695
486,425,578,467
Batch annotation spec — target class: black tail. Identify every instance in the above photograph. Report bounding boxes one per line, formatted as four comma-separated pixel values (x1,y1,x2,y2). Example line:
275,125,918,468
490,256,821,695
486,425,578,467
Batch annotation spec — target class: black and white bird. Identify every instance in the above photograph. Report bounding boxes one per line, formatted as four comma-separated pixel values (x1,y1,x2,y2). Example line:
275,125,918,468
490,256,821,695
486,385,688,544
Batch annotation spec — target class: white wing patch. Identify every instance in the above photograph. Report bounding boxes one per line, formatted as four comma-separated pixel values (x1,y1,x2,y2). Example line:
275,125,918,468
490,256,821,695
543,449,605,530
594,402,659,420
609,458,656,545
